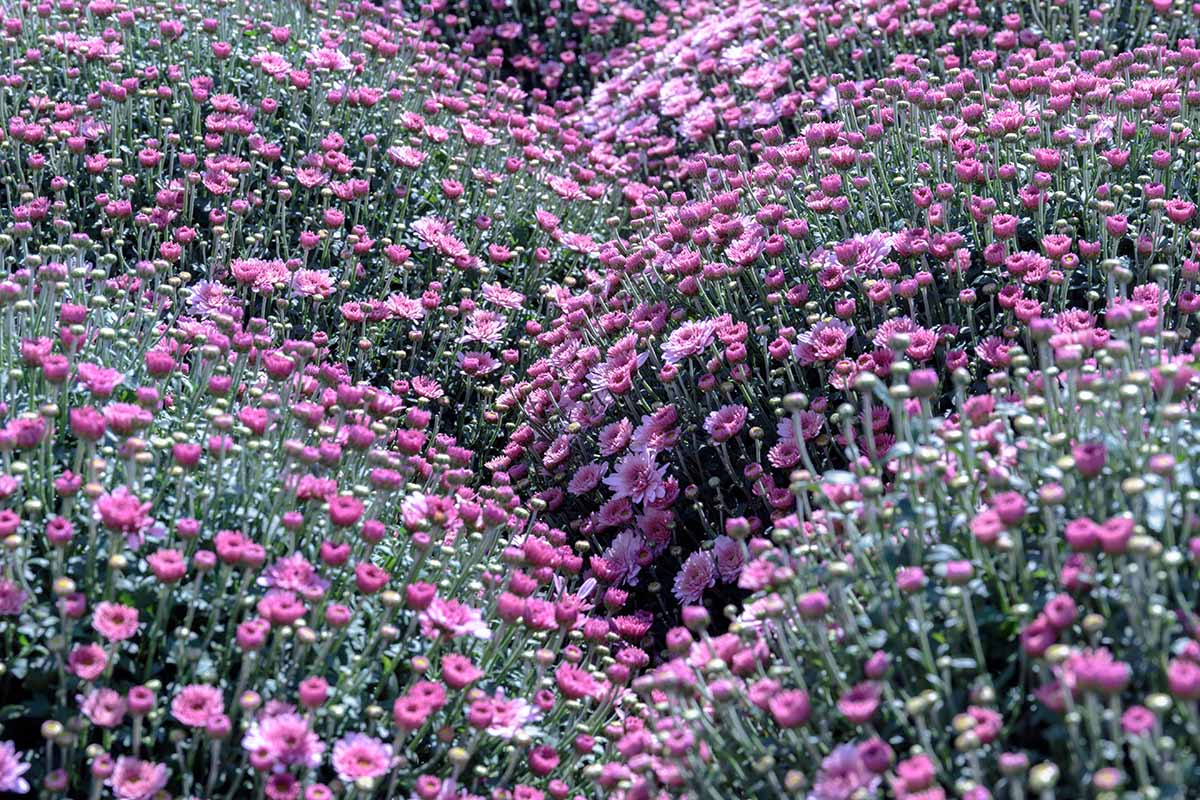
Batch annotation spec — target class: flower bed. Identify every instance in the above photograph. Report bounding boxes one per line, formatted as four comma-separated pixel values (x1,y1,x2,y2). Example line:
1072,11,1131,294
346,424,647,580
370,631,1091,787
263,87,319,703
0,0,1199,798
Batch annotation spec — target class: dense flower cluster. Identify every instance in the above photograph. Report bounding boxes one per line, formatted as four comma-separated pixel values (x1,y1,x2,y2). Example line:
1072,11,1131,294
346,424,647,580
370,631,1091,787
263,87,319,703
1,0,1200,797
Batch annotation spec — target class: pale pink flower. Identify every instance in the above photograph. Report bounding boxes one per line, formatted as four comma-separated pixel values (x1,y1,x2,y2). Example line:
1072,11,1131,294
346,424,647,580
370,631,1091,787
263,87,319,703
242,711,324,769
795,320,855,364
598,418,634,457
95,486,152,542
602,530,647,586
331,734,392,783
108,757,168,800
230,258,289,293
603,451,668,505
704,404,748,443
259,554,328,599
460,309,507,344
673,551,716,604
420,598,491,641
485,693,541,739
567,462,607,495
662,319,716,364
456,351,501,376
480,283,525,309
77,362,124,397
291,269,335,298
0,741,30,794
713,535,744,582
385,293,425,321
80,688,127,728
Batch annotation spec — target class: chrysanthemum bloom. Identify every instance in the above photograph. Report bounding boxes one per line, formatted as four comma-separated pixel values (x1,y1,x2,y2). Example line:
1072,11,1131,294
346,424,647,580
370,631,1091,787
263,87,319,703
81,688,127,728
95,487,153,542
795,319,855,364
260,553,328,598
704,404,748,443
171,685,225,728
392,696,431,731
712,535,744,582
107,757,168,800
837,682,881,725
331,733,392,783
769,690,811,728
567,463,608,495
241,712,325,769
92,602,139,642
809,743,881,800
555,662,602,700
441,653,484,689
0,581,26,616
1072,440,1107,477
485,693,541,739
661,319,716,364
895,754,937,793
603,451,668,505
419,598,491,641
672,551,716,604
291,269,335,298
0,741,28,794
327,494,364,527
68,643,107,681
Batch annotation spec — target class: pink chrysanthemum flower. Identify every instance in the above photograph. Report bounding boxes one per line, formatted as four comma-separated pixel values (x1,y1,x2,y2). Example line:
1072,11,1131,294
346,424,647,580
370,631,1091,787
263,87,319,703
0,581,26,616
230,258,289,293
92,602,139,642
0,741,29,794
419,598,491,641
259,553,329,599
704,404,748,443
171,685,225,728
661,319,716,365
95,486,153,541
291,269,335,298
712,535,744,582
603,451,668,505
80,688,127,728
242,711,325,769
331,733,392,783
809,744,881,800
107,757,168,800
385,293,425,321
673,551,716,604
602,530,646,587
568,463,609,496
598,418,634,456
485,693,541,740
795,320,855,365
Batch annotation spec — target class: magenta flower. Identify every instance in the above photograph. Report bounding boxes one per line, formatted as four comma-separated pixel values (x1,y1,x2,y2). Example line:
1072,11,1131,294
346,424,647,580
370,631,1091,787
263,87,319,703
95,486,153,542
92,602,139,642
0,581,26,616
